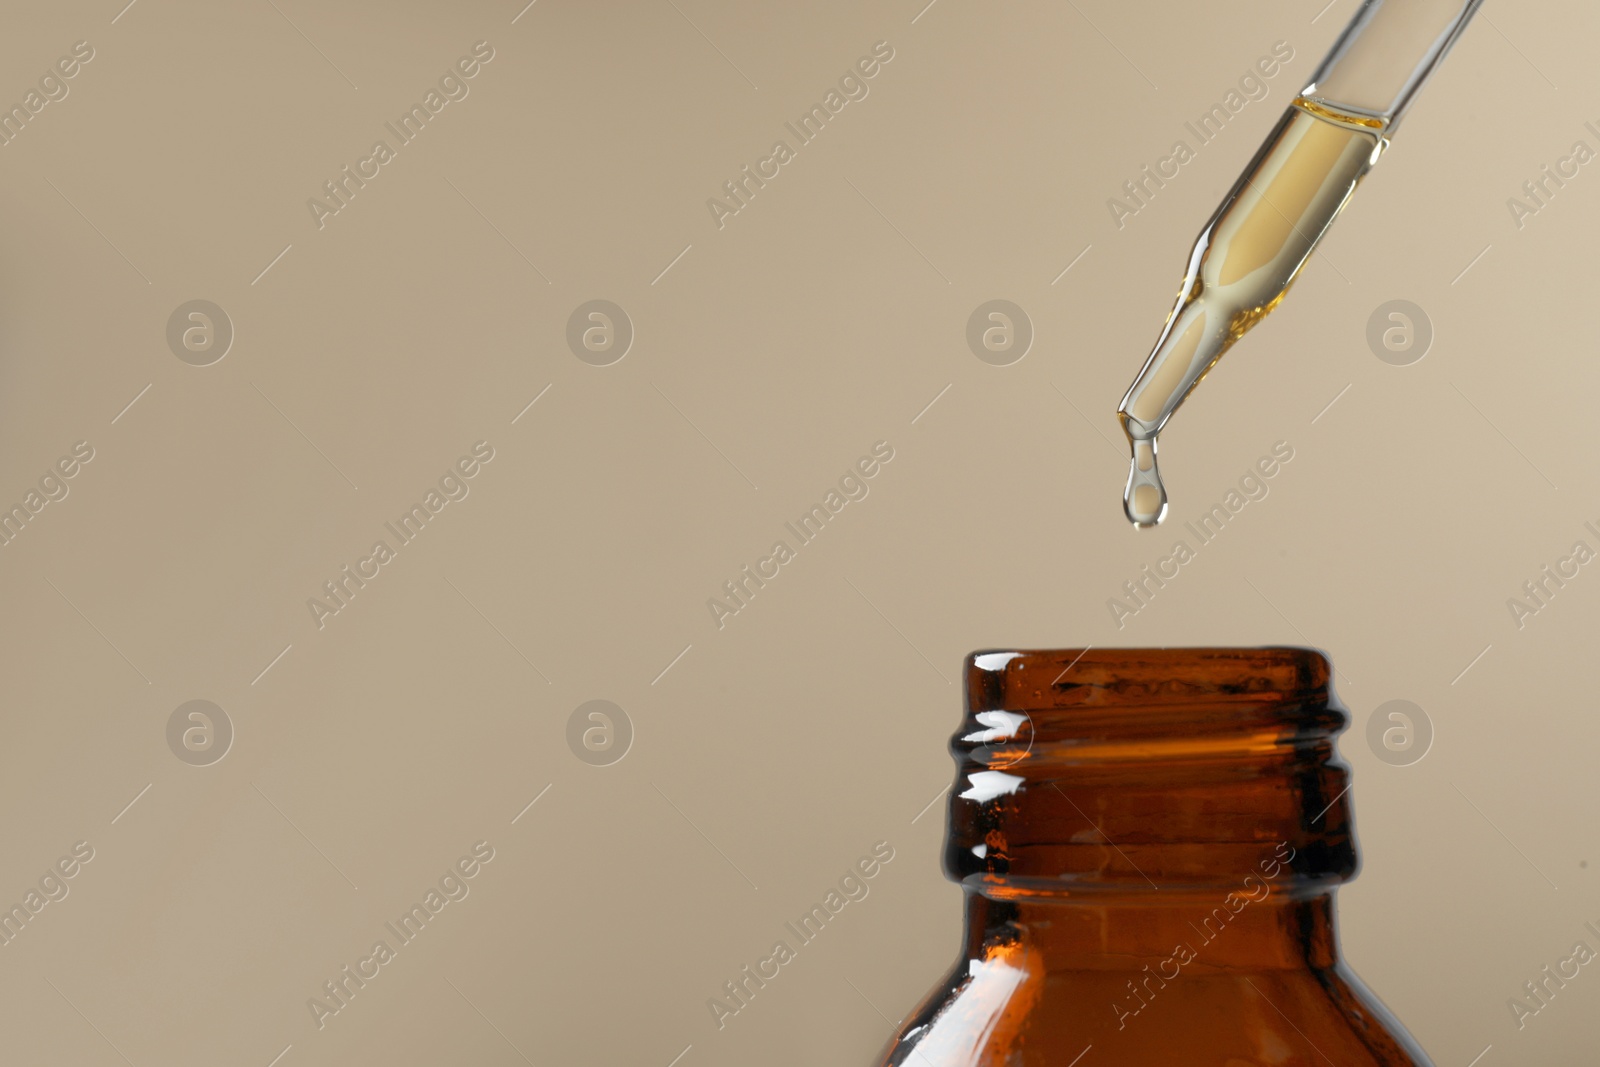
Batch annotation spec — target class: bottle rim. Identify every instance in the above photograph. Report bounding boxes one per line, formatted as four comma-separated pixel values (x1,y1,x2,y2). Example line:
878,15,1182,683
957,645,1345,769
965,645,1336,713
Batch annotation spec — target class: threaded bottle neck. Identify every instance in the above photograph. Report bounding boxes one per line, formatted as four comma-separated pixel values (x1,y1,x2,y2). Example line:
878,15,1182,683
945,647,1356,899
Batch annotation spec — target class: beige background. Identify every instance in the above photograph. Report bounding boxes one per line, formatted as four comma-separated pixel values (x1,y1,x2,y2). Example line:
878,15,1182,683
0,0,1594,1063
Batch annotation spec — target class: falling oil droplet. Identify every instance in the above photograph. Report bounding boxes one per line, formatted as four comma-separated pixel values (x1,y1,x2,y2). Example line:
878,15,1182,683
1122,434,1167,528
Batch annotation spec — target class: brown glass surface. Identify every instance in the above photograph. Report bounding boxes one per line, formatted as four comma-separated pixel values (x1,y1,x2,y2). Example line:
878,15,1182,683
872,647,1431,1066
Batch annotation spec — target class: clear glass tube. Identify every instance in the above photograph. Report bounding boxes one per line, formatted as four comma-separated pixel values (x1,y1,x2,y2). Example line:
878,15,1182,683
1303,0,1483,128
1115,0,1482,528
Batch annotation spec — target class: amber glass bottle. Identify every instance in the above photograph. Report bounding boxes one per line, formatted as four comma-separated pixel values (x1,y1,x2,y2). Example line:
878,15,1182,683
873,647,1430,1066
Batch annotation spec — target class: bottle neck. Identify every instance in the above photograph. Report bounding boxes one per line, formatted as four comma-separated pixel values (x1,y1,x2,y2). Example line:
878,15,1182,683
945,648,1358,953
959,886,1343,975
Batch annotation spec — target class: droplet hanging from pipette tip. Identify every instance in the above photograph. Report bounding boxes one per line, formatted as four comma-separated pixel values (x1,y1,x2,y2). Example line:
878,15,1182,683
1123,435,1167,528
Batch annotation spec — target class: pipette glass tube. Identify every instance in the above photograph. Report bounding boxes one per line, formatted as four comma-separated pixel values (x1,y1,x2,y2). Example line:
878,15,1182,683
1117,0,1482,527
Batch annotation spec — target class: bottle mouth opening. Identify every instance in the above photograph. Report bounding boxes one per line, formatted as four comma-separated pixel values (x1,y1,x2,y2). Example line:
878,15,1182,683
966,646,1334,715
959,647,1344,768
960,646,1337,729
